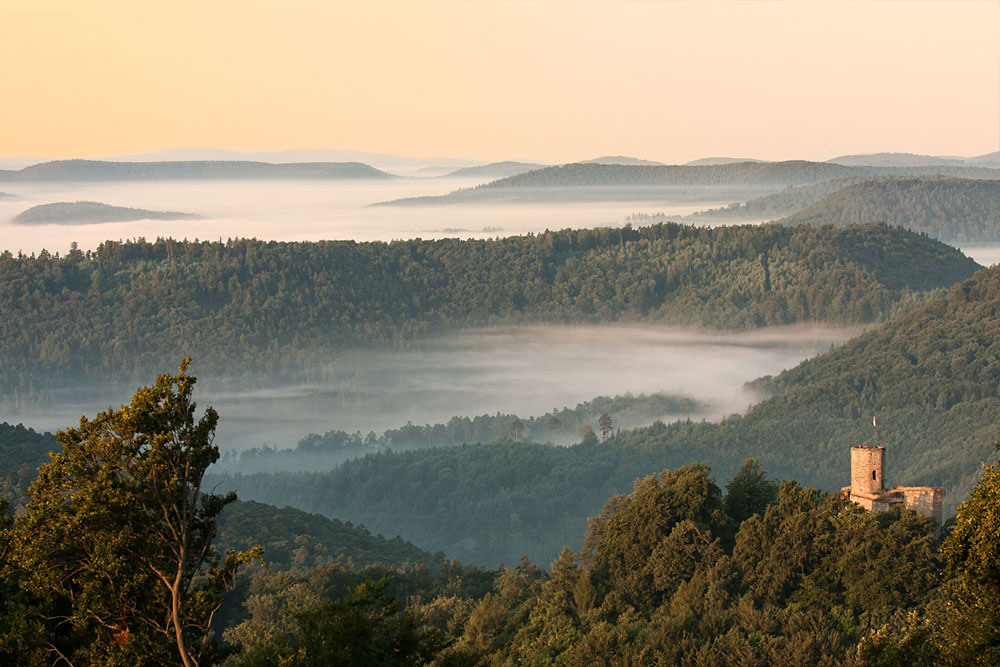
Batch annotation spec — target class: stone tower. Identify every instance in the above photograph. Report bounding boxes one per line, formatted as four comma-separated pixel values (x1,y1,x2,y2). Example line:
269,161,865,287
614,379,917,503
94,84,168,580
842,444,943,527
850,445,885,498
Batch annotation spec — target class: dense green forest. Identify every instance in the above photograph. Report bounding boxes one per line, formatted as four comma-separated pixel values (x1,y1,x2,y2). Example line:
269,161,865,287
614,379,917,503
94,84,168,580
6,421,999,664
218,392,699,474
0,159,395,181
13,201,201,225
780,177,1000,244
0,222,977,393
208,263,1000,566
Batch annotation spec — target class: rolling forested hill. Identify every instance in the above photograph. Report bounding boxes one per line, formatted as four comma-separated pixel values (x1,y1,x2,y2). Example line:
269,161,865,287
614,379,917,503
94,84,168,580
779,178,1000,244
209,263,1000,565
0,222,976,392
685,178,864,223
0,159,395,181
13,201,201,225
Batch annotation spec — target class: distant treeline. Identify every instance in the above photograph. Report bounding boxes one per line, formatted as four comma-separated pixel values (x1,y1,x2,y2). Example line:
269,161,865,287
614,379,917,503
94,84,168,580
217,393,700,474
0,222,978,393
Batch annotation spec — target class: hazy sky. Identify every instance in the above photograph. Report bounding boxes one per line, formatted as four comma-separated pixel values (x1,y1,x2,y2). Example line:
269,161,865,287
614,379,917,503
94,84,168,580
2,1,997,163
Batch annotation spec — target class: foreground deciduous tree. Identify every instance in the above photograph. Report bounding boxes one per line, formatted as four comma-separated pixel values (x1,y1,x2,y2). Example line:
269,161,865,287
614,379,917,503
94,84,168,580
8,359,260,666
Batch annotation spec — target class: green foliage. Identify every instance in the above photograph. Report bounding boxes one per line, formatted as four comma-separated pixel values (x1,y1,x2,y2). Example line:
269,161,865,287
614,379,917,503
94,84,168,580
226,577,451,666
585,465,727,612
215,500,438,572
6,361,260,666
0,421,59,512
449,463,942,666
856,444,1000,666
724,458,779,525
933,443,1000,664
0,222,977,393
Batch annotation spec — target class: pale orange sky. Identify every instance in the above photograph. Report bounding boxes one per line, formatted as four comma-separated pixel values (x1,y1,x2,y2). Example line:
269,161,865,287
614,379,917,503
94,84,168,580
1,0,997,163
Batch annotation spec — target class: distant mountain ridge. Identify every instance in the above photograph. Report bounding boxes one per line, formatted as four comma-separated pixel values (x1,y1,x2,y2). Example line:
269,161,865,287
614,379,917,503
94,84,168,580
13,201,201,225
0,159,396,182
441,161,546,179
580,155,665,165
828,152,967,168
376,160,1000,206
684,157,765,166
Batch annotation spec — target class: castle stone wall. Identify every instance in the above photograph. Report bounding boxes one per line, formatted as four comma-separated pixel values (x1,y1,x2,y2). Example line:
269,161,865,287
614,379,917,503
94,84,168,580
898,487,943,527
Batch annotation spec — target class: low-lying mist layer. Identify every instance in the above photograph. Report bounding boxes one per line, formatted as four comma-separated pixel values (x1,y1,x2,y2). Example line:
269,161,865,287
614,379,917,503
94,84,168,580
3,324,857,452
0,179,720,254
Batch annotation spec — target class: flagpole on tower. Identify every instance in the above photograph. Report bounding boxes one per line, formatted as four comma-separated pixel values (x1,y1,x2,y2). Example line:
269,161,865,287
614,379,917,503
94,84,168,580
872,415,880,446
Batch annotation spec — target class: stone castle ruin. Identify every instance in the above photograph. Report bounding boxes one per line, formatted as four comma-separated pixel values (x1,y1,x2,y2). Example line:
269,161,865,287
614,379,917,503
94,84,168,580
841,445,943,527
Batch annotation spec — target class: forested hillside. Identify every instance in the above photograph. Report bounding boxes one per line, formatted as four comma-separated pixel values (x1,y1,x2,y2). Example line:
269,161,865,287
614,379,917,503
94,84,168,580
0,222,977,392
685,178,862,222
210,263,1000,566
780,178,1000,244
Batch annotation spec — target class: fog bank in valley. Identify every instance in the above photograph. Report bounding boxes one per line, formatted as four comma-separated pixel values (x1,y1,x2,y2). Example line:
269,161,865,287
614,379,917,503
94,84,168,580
0,179,727,255
5,324,859,453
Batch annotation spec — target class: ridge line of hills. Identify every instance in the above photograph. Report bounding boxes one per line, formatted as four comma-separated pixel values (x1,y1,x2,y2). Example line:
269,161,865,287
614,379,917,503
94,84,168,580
0,159,396,181
374,161,1000,206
